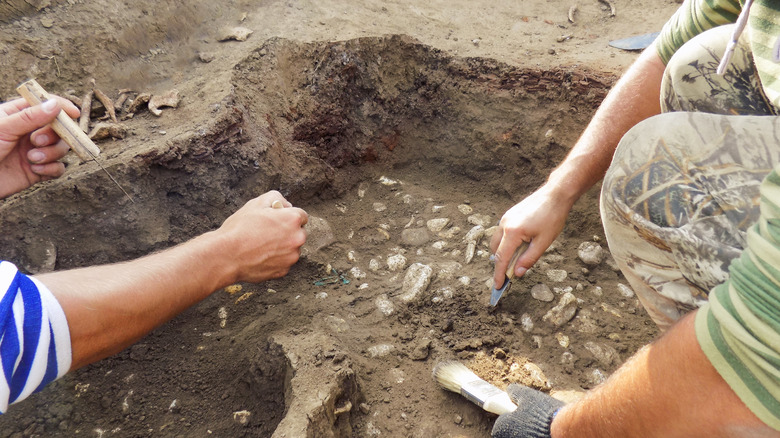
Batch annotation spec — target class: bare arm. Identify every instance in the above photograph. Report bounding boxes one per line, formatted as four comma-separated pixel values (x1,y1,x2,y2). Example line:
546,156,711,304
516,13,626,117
35,191,308,370
491,48,666,286
550,312,777,437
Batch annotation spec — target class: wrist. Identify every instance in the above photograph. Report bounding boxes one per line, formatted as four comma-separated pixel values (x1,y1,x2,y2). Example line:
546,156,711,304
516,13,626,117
183,230,240,290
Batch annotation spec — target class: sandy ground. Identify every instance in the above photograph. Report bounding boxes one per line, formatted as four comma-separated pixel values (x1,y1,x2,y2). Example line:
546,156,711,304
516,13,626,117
0,0,682,436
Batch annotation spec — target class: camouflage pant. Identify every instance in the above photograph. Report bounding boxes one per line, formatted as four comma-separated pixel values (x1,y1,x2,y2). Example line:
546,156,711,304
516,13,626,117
601,25,780,331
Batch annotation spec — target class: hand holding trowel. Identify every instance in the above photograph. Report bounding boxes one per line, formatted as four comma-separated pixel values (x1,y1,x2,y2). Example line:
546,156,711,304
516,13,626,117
490,241,529,306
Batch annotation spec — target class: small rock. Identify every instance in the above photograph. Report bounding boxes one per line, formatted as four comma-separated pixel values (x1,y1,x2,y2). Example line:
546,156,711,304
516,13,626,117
400,263,433,302
457,204,473,215
373,202,387,212
367,344,394,358
542,292,578,327
40,17,54,28
465,241,476,264
218,26,253,42
375,294,395,316
521,314,534,332
359,403,371,415
401,228,430,246
577,241,604,266
584,342,620,367
369,258,381,271
531,284,554,302
232,410,251,426
555,333,570,348
432,205,446,213
198,51,216,63
463,225,485,243
467,213,492,227
432,240,447,250
436,261,462,280
349,267,366,280
410,339,431,360
546,269,568,282
617,283,635,298
426,218,450,233
378,176,399,185
387,254,407,271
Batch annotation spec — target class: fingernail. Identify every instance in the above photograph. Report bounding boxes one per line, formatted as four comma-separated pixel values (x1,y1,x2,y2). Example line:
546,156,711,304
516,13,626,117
29,151,45,163
34,133,49,146
41,99,57,113
515,267,527,277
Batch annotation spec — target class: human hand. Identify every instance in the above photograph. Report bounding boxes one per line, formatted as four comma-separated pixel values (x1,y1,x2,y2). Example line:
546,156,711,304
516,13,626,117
215,190,309,283
490,183,573,288
0,97,81,199
492,384,565,438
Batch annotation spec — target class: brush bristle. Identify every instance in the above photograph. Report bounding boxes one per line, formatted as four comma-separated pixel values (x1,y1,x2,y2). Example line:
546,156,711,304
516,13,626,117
432,360,481,393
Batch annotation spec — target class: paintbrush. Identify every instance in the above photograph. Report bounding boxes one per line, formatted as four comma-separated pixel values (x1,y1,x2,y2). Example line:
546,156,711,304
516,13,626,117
432,360,517,415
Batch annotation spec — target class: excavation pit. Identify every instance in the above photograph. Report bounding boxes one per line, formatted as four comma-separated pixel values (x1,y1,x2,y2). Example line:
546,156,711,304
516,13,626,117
0,36,658,437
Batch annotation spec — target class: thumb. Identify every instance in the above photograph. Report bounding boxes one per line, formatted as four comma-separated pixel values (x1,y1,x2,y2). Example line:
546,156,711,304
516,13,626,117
0,99,60,141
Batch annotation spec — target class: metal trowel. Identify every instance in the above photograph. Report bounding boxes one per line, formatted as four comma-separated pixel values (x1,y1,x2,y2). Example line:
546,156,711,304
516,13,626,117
608,31,660,51
489,242,529,306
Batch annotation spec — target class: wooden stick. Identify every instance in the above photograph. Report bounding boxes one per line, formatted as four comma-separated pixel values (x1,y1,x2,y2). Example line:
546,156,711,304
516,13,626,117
16,79,102,161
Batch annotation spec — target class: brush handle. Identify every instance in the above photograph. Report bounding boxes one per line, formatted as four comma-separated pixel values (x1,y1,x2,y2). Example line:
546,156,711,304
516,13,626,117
461,379,518,415
482,391,518,415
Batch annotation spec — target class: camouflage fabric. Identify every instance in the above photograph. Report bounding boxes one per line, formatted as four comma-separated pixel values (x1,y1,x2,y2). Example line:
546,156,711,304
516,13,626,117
601,26,780,330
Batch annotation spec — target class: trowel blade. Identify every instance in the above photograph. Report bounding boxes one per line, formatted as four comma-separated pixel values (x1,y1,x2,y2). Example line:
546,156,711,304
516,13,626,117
490,277,511,306
608,31,660,51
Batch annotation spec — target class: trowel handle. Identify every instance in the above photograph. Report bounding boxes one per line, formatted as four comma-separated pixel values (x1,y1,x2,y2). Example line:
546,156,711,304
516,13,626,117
504,242,529,280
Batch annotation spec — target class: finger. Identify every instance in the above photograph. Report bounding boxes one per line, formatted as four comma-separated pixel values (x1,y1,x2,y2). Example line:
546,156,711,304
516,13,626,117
513,240,546,276
0,100,61,142
489,224,504,253
1,96,79,119
292,207,309,227
493,235,522,287
28,140,70,164
30,125,59,147
30,161,66,179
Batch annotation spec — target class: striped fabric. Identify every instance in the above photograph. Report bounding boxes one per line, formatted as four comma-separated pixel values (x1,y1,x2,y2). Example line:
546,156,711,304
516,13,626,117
695,166,780,431
0,261,71,412
655,0,780,109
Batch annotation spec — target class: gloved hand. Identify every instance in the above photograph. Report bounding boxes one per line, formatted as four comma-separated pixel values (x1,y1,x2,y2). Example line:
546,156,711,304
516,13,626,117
491,384,565,438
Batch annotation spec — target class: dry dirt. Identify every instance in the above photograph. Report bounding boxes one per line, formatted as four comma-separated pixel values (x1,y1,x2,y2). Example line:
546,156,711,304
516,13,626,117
0,0,681,436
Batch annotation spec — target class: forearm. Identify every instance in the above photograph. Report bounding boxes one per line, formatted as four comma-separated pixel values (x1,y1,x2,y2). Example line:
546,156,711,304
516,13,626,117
35,230,235,370
551,312,772,437
547,48,665,204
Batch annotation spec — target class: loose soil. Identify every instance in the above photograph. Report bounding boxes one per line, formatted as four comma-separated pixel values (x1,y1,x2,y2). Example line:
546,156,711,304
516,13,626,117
0,1,680,436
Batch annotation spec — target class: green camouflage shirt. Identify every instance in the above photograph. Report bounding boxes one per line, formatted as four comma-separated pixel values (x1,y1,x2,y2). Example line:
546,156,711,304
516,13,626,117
656,0,780,108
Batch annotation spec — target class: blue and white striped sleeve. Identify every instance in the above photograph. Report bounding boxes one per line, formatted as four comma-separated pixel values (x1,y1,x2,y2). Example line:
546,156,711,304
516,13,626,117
0,261,71,413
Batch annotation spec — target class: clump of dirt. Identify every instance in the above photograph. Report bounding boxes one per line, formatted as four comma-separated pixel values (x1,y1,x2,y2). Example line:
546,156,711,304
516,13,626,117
0,8,659,438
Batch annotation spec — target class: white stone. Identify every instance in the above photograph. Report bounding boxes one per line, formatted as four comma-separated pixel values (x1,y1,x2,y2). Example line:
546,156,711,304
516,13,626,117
467,213,492,227
617,283,635,298
373,202,387,212
531,284,554,302
546,269,568,282
350,267,366,280
378,176,399,185
375,294,395,316
369,259,381,272
542,292,578,327
458,276,471,286
427,218,450,233
457,204,473,215
465,242,476,264
367,344,394,357
400,263,433,302
316,292,328,299
577,241,604,266
347,251,357,262
387,254,408,271
521,314,534,332
438,226,460,239
432,241,447,250
464,225,485,243
432,205,446,213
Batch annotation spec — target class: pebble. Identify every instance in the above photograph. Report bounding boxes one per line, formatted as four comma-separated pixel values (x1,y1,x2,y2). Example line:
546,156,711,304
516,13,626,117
587,369,608,386
347,251,357,262
436,261,462,280
546,269,568,282
584,342,620,367
524,363,551,389
387,254,407,271
458,276,471,286
578,241,604,266
316,292,328,299
350,267,366,280
590,286,603,297
464,225,485,243
373,202,387,212
438,226,460,239
232,410,251,426
457,204,473,215
467,213,492,227
358,182,368,198
198,51,216,63
401,228,430,246
369,258,381,271
521,314,534,332
218,26,253,42
400,263,433,302
360,403,371,415
432,241,447,250
378,176,399,185
617,283,635,298
432,205,446,213
375,294,395,316
367,344,394,358
426,218,450,233
542,292,578,327
555,333,570,348
531,283,554,302
465,242,476,264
